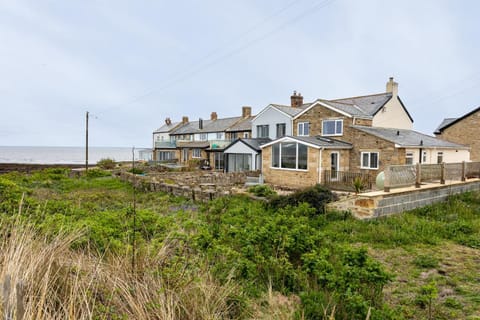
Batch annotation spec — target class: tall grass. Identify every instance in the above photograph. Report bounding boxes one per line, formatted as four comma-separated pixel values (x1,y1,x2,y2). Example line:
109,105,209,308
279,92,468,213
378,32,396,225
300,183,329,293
0,216,242,320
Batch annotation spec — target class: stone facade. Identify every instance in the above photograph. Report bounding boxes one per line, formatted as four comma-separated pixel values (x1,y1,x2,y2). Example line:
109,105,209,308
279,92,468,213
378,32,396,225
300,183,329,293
293,104,406,175
436,109,480,161
262,145,320,188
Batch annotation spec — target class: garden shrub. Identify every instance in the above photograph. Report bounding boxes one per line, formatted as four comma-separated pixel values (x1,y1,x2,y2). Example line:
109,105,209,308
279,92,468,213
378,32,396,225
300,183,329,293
97,158,116,170
269,184,337,216
247,184,276,198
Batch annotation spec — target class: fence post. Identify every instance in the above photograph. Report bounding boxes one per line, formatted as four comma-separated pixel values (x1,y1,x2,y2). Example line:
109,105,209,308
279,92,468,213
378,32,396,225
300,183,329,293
440,162,445,184
461,161,466,181
384,167,390,192
415,163,421,188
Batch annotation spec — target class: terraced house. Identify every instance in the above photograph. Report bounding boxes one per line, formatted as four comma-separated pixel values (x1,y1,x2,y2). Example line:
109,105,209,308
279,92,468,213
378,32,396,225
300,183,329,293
259,78,470,188
435,106,480,161
153,107,253,170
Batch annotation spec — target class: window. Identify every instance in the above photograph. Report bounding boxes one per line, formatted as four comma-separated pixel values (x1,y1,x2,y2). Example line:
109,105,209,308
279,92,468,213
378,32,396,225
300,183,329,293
361,152,379,169
271,142,308,170
298,122,309,136
276,123,286,138
214,152,224,170
182,149,189,162
231,132,238,139
200,133,207,141
437,152,443,164
406,152,414,165
322,119,343,136
192,149,202,158
243,132,249,138
257,125,269,138
228,154,251,172
157,151,175,161
216,132,223,139
422,151,427,163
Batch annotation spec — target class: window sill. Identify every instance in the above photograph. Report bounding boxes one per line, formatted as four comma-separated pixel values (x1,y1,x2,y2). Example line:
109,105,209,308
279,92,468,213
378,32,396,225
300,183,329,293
270,166,308,172
360,167,378,170
322,133,343,137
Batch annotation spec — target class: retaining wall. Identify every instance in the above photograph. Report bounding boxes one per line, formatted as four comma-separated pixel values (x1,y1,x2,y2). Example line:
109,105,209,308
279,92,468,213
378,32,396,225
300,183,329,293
328,179,480,219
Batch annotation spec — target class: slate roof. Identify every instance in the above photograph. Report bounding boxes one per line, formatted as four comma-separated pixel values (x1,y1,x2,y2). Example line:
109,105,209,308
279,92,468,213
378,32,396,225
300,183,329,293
352,126,469,149
329,92,393,116
434,106,480,134
271,103,312,116
226,117,253,132
434,118,457,134
240,138,272,151
293,135,353,149
171,116,242,135
153,121,182,133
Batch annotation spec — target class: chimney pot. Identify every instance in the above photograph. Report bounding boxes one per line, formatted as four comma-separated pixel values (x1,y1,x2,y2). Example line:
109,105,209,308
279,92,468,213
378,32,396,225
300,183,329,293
242,106,252,118
165,117,172,125
210,112,218,120
182,116,189,124
290,90,303,108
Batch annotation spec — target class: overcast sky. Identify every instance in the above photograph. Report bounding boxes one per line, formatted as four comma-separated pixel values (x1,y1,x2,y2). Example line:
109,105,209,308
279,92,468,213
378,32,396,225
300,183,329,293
1,0,479,147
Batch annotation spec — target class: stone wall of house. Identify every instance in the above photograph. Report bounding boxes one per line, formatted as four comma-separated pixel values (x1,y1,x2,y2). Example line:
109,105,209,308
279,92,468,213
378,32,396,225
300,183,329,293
436,110,480,161
262,145,320,188
348,127,406,174
320,149,351,173
293,104,405,174
354,118,373,126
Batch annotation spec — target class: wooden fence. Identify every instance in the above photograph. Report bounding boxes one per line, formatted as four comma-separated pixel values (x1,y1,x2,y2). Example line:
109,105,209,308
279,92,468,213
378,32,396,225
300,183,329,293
384,161,480,192
322,170,376,192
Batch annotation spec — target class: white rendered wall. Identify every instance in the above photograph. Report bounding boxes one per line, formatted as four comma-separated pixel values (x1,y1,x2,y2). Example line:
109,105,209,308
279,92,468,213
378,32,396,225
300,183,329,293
252,106,292,139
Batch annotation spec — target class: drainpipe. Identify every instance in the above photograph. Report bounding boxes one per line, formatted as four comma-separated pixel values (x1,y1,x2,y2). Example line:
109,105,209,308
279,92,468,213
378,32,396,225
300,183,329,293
318,148,323,183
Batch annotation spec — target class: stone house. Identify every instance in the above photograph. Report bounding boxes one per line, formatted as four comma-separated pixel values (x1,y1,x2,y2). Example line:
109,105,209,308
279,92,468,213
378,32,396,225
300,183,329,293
260,78,470,188
153,107,253,170
435,106,480,161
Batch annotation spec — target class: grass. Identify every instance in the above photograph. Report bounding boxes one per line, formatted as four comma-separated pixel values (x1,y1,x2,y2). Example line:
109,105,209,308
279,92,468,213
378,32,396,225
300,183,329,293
1,169,480,319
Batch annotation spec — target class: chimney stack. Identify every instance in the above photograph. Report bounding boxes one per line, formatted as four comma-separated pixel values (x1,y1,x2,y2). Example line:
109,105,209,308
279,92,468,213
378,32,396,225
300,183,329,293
290,91,303,108
199,118,203,129
242,106,252,118
386,77,398,97
165,117,172,125
210,112,218,120
182,116,189,124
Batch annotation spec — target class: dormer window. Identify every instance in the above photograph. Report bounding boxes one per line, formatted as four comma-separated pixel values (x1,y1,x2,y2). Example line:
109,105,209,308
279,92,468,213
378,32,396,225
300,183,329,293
322,119,343,136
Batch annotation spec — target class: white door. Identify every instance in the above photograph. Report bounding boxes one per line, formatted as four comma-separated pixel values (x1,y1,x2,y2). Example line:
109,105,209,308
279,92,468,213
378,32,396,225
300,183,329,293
330,152,339,180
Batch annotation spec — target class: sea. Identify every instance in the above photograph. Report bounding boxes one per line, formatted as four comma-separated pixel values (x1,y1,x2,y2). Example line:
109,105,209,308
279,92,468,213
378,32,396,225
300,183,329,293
0,146,151,164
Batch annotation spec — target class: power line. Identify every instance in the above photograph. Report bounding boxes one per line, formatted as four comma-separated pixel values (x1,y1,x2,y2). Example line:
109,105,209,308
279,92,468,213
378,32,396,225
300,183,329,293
105,0,336,110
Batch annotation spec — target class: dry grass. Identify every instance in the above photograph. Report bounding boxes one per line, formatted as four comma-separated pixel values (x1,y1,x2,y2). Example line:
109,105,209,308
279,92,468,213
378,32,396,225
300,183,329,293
0,216,241,320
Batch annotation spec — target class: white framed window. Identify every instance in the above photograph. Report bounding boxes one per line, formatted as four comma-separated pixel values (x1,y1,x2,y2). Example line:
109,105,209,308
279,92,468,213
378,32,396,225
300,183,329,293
192,149,202,158
243,132,249,138
257,125,269,138
276,123,286,138
298,122,309,136
199,133,207,141
422,151,427,163
406,152,414,165
322,119,343,136
437,152,443,164
216,132,223,139
361,152,379,169
271,142,308,170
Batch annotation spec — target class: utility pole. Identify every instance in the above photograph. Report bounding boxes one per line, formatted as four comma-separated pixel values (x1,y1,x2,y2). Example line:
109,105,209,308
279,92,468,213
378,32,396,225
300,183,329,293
132,146,136,272
85,111,89,171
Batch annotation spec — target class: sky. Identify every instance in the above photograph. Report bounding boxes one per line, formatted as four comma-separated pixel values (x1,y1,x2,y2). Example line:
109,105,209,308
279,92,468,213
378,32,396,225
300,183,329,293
0,0,479,147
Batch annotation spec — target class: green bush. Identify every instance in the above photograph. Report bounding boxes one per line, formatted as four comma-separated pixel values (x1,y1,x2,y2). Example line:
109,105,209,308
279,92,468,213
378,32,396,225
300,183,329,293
269,184,337,216
97,158,116,170
247,185,276,198
128,167,144,175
